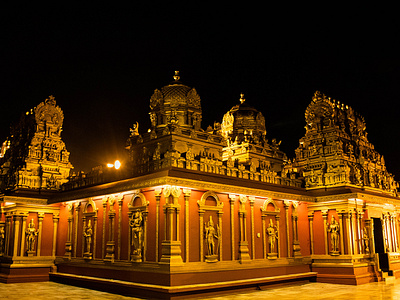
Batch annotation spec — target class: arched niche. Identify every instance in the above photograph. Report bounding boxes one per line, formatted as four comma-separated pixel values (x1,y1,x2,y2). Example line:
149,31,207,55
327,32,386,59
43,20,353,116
260,198,280,259
198,190,224,209
198,191,224,262
128,192,149,262
82,198,98,260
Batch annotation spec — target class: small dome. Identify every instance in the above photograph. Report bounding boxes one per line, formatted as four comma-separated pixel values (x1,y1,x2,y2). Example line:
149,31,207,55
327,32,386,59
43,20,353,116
149,71,202,130
221,94,266,144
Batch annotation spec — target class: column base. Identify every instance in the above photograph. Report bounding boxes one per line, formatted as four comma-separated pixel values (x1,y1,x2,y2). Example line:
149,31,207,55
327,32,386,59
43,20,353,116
104,241,115,263
239,241,251,263
160,241,183,265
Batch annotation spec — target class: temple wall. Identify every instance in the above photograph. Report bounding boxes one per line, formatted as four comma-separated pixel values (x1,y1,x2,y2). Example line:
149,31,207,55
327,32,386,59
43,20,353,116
54,185,314,267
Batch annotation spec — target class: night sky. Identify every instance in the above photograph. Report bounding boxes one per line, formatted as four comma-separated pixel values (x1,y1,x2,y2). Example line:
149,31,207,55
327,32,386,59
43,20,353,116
2,7,400,179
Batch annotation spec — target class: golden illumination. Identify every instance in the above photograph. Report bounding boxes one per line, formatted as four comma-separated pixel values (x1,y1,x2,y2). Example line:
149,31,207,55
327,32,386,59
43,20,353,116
114,160,121,170
107,160,121,169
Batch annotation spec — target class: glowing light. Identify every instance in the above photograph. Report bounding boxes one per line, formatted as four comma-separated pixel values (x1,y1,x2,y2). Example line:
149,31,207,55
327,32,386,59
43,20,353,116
107,160,121,170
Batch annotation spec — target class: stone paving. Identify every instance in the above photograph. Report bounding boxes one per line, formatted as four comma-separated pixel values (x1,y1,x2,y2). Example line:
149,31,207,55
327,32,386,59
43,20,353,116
2,279,400,299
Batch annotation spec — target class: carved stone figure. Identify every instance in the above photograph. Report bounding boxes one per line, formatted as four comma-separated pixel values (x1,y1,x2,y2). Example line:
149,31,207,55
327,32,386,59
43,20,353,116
328,216,340,255
83,220,93,254
129,122,139,137
130,211,144,257
204,216,221,262
267,219,278,254
0,225,4,255
25,219,38,254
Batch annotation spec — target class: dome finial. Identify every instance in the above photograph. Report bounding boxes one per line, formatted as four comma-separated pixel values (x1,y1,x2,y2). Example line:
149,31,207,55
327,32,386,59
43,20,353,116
239,93,245,104
173,70,180,81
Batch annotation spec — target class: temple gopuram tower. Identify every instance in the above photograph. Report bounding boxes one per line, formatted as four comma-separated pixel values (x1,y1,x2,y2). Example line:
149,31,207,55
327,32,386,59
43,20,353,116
0,95,72,283
292,91,397,195
0,95,73,192
288,91,400,284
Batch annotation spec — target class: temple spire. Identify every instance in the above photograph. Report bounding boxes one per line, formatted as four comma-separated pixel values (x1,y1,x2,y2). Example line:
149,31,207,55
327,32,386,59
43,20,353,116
239,93,245,104
173,70,180,81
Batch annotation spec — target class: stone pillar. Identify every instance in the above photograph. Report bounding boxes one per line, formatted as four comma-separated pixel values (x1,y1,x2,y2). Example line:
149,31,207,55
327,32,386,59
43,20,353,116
262,215,267,259
20,215,27,256
5,215,12,256
118,196,123,260
346,211,354,255
199,209,204,262
13,215,21,257
308,212,314,255
37,213,44,256
249,197,255,260
338,211,345,255
160,186,183,265
238,196,250,263
322,210,328,255
52,214,59,257
73,202,80,258
284,201,291,258
229,195,236,260
183,189,191,263
292,202,301,257
104,196,116,262
154,188,161,262
102,197,107,259
64,203,73,259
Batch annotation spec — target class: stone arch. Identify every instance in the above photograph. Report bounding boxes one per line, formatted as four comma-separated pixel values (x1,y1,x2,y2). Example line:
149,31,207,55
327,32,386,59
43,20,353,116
84,198,97,213
261,198,279,213
129,192,149,208
198,190,223,208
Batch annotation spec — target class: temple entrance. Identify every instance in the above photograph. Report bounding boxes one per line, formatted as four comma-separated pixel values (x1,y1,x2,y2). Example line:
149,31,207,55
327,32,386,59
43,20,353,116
373,218,389,272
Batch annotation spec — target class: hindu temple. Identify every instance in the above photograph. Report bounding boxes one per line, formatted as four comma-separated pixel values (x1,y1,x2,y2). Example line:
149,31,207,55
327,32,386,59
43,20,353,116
1,72,399,299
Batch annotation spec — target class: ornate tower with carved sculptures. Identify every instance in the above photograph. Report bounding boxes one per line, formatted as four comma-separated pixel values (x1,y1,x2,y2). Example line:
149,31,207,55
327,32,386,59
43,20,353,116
0,95,73,192
291,91,397,195
220,93,289,179
125,71,224,176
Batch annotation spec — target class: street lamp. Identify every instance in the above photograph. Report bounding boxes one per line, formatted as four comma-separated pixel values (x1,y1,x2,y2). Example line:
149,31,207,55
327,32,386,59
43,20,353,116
107,160,121,170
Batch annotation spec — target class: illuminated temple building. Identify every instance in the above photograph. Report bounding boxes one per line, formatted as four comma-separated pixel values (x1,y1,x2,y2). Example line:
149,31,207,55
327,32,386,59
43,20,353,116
1,72,400,299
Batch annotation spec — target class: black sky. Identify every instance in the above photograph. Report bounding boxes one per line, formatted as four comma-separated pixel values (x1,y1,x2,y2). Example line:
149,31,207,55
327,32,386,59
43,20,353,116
1,7,400,178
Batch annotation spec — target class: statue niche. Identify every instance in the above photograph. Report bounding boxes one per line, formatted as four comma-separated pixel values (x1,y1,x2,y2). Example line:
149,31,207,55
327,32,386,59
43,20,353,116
198,191,224,263
267,219,278,258
130,210,144,261
83,200,97,260
204,215,221,263
128,192,149,263
327,215,340,255
83,220,93,256
25,219,38,256
261,198,280,259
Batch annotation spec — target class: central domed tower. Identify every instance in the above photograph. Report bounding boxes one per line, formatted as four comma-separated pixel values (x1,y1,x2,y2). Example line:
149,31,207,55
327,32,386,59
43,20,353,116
220,94,287,174
221,94,267,145
149,71,202,130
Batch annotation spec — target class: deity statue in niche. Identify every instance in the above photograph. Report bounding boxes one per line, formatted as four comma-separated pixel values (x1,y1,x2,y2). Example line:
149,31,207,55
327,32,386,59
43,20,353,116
83,220,93,255
130,210,144,260
328,216,340,255
267,219,278,257
0,226,4,255
25,219,38,255
204,215,221,262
